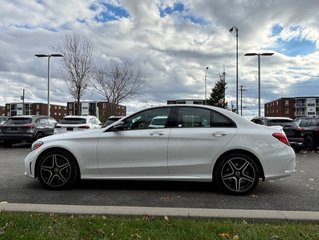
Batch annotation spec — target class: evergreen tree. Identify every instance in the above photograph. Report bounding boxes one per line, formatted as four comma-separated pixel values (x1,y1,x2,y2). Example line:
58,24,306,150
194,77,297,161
207,71,227,109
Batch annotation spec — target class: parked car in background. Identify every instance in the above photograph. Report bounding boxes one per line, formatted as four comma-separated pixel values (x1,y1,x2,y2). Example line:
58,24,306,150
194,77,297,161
294,116,319,150
25,105,295,195
251,117,304,152
103,115,125,127
0,115,57,146
0,116,8,125
251,117,293,127
54,115,101,134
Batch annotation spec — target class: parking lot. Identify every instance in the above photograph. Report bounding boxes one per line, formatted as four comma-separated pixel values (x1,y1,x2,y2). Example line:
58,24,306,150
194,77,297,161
0,144,318,211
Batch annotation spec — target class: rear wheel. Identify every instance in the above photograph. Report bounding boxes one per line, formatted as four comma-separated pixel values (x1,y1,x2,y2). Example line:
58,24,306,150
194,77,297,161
214,153,259,195
304,135,315,150
37,150,79,190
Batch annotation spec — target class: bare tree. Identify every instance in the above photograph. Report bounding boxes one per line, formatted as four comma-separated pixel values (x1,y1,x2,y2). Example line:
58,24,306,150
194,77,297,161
58,33,94,115
93,60,143,115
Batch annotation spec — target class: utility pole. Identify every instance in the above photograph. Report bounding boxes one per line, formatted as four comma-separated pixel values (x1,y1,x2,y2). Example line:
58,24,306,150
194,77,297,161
21,89,25,115
239,85,246,116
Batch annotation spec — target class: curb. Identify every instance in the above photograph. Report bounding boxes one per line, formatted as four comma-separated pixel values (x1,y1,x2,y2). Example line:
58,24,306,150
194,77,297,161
1,203,319,222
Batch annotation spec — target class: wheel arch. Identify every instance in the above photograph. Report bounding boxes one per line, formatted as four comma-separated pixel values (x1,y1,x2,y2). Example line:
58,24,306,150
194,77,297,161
34,147,81,180
213,149,265,181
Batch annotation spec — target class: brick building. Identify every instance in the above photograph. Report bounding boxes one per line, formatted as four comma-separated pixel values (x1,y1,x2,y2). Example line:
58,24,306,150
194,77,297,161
0,105,5,116
4,102,67,120
67,101,126,122
265,97,319,119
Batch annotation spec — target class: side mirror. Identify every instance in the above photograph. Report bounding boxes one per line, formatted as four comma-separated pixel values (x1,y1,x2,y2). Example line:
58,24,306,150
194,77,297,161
112,121,124,131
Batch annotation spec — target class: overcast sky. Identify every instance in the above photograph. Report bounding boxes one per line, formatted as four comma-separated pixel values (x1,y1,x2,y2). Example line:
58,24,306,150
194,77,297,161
0,0,318,118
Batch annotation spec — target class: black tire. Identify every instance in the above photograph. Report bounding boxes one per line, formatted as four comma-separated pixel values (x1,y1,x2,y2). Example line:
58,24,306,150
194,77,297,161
214,153,259,195
37,150,79,190
2,141,12,147
304,135,315,150
35,132,45,141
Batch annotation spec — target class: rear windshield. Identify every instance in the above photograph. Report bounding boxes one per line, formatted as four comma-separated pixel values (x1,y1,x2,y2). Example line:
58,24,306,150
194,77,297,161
6,118,32,124
60,118,86,124
268,119,293,126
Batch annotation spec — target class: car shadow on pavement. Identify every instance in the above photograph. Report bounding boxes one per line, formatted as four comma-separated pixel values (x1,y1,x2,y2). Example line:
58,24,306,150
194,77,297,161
75,179,217,193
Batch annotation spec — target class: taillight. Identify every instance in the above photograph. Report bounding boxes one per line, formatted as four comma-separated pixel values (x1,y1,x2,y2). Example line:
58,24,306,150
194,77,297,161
25,124,35,129
79,125,90,129
272,132,289,145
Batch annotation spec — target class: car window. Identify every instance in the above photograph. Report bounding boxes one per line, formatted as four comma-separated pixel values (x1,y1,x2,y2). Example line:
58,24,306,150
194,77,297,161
310,118,319,126
268,119,292,126
123,107,171,130
251,119,265,125
299,119,310,127
176,107,236,128
6,118,32,124
60,118,87,124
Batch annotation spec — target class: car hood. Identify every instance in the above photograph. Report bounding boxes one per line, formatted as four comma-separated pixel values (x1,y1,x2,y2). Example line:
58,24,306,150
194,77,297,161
39,128,106,142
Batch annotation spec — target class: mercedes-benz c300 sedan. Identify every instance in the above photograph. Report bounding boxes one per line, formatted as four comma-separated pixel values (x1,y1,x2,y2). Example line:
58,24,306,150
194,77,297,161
25,105,296,195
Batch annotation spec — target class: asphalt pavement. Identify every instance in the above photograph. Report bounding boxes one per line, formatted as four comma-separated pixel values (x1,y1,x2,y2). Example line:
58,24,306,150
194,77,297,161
1,144,319,222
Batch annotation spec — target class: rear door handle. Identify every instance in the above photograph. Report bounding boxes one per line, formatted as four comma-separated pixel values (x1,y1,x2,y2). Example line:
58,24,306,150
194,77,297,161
150,131,164,136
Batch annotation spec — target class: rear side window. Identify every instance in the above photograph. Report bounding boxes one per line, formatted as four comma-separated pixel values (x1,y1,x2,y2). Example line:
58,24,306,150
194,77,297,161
176,107,236,128
6,118,32,124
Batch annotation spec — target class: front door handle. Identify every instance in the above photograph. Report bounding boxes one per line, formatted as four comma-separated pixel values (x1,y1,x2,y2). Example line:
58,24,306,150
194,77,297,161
212,132,227,137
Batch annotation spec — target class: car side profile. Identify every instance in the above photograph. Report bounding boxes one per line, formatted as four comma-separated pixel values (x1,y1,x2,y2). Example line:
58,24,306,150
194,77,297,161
24,105,296,195
0,115,57,146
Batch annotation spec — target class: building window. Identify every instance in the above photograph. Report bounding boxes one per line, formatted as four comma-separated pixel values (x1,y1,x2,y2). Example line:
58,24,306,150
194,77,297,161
285,108,289,114
285,100,289,106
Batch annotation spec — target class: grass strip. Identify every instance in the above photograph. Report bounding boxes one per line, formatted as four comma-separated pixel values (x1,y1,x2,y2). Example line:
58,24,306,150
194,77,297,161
0,212,319,239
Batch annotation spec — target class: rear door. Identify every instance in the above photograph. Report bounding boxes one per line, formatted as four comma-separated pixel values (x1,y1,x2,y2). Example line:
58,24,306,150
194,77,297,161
168,106,237,178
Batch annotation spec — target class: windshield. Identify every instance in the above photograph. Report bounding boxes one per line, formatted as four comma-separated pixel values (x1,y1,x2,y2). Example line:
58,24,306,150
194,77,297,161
5,118,32,124
60,118,86,124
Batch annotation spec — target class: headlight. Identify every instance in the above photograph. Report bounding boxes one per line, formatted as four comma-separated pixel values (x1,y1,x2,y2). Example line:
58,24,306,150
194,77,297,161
31,141,44,151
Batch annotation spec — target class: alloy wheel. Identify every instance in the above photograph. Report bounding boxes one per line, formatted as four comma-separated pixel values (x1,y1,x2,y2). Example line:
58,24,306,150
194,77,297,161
39,153,72,188
220,156,258,194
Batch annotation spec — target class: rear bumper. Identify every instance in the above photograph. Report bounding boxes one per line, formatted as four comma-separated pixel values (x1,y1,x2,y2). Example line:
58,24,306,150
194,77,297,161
0,133,34,143
288,137,304,148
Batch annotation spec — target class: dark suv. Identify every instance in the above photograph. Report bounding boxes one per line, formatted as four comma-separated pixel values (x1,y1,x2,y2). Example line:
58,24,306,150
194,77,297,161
0,115,57,146
295,117,319,150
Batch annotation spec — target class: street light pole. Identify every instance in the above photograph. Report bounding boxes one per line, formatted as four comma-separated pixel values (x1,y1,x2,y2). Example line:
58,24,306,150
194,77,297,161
244,52,274,117
204,67,209,104
35,54,63,116
229,26,239,114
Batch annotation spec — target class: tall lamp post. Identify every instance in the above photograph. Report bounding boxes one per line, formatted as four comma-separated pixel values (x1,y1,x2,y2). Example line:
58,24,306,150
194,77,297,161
35,54,63,116
204,66,209,104
244,52,274,117
229,26,239,114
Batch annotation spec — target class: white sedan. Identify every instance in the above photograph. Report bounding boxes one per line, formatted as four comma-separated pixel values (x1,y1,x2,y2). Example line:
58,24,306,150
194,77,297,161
24,105,296,195
54,115,101,134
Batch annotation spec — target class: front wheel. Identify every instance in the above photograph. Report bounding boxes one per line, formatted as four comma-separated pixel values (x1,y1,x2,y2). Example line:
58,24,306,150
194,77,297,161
37,150,79,190
214,153,259,195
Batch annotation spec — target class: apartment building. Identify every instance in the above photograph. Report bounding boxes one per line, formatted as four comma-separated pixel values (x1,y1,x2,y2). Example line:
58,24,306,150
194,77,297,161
4,102,67,120
0,106,5,116
265,96,319,118
167,99,205,105
67,101,126,122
